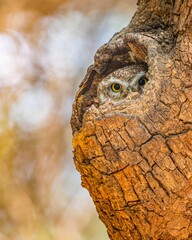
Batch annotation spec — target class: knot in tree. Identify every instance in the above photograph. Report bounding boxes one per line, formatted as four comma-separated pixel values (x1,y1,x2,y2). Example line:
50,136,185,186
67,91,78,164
71,0,192,239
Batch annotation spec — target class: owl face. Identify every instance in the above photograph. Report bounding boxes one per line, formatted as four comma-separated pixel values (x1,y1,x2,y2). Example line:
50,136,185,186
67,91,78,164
97,64,148,104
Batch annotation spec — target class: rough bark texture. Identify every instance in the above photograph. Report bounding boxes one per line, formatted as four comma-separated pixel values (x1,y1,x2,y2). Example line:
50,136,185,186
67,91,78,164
71,0,192,239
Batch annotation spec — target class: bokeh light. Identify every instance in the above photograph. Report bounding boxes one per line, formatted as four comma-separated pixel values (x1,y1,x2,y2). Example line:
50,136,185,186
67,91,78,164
0,1,136,239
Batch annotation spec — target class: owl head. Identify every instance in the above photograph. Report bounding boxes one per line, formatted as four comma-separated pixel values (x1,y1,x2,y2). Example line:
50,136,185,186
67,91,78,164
97,64,148,104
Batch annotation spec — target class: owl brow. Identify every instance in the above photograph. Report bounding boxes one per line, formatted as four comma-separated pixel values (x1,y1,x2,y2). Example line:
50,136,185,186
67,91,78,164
129,71,146,87
107,77,128,88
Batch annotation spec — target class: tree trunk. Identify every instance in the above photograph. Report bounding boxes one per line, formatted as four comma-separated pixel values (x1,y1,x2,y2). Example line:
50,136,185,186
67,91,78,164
71,0,192,239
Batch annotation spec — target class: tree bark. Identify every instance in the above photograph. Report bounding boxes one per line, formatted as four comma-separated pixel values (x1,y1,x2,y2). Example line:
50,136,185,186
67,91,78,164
71,0,192,239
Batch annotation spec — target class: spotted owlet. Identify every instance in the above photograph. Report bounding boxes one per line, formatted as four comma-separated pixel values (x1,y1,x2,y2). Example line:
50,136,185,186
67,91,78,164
97,64,148,104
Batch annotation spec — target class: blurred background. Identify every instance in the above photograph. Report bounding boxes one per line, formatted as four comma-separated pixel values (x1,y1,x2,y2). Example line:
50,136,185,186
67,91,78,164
0,0,136,239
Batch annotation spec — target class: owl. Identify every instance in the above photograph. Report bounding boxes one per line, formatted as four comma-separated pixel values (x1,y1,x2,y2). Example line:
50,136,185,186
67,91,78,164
97,64,148,104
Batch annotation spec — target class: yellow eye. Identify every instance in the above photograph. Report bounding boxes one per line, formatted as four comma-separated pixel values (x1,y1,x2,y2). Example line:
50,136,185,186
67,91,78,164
138,76,148,86
111,83,122,92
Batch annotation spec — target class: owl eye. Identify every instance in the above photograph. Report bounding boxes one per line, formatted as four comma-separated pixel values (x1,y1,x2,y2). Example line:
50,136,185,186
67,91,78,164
111,83,122,92
138,76,148,86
